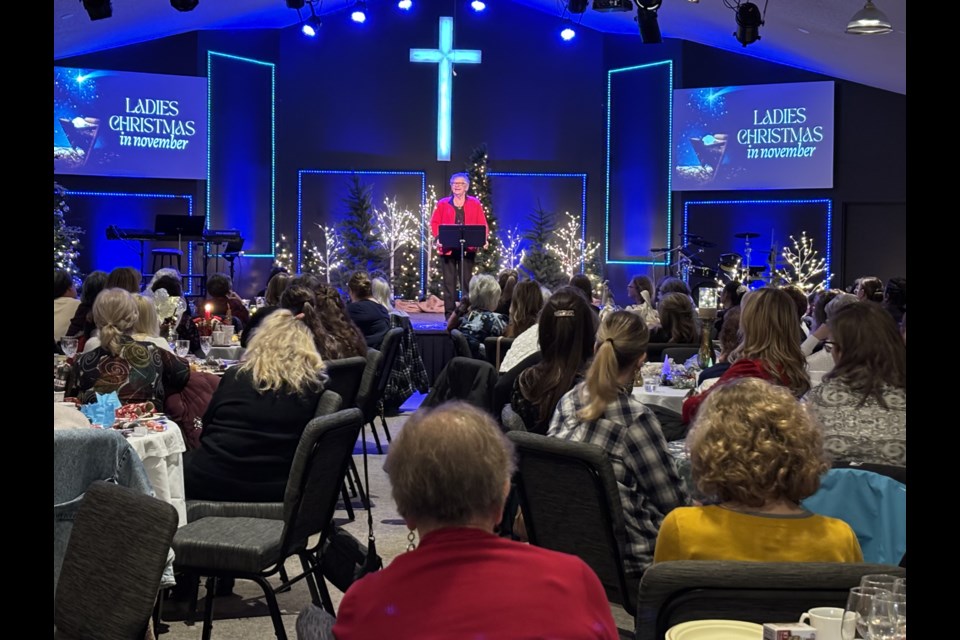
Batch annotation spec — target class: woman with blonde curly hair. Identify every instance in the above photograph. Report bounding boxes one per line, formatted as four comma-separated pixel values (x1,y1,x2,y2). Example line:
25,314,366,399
68,288,190,406
681,286,810,424
655,378,862,563
185,309,327,502
549,310,688,577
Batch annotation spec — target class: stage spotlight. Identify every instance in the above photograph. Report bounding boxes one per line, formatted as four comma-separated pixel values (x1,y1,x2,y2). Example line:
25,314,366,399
636,7,662,43
560,26,576,41
81,0,112,20
351,2,367,22
734,2,763,46
471,0,486,11
170,0,199,11
398,0,413,8
301,14,321,36
593,0,632,11
568,0,589,12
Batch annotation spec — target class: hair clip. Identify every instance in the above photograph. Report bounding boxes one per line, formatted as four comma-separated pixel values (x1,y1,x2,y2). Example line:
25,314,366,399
554,309,575,317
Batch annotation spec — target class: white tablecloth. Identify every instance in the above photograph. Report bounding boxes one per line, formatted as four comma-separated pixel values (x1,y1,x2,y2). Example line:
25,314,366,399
632,386,689,414
208,345,244,360
127,423,187,526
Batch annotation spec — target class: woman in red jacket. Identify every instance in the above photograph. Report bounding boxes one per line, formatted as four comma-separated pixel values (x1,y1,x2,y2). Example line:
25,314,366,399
430,172,488,317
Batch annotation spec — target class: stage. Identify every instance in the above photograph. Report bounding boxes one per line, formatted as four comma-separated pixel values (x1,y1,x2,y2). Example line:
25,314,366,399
406,312,454,387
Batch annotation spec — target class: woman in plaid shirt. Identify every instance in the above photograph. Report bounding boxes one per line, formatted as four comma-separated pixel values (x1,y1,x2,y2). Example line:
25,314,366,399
549,311,689,578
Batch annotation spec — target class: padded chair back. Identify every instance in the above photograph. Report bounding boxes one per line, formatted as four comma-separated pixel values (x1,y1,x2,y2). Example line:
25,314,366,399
648,405,688,442
507,431,636,615
422,356,497,412
484,336,514,370
314,389,343,418
355,348,384,421
55,481,178,640
832,460,906,485
636,560,906,640
323,356,367,408
450,329,473,359
801,468,907,566
280,408,364,550
647,343,699,362
661,346,701,365
375,327,405,396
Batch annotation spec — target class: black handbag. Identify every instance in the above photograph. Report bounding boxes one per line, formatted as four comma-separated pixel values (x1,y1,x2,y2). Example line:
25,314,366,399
320,421,383,592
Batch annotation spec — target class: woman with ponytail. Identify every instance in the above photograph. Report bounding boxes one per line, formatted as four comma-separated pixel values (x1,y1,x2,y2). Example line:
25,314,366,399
548,310,688,578
68,288,190,406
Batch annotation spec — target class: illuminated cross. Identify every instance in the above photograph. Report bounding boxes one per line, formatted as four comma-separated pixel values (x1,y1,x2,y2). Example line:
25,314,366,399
410,16,481,162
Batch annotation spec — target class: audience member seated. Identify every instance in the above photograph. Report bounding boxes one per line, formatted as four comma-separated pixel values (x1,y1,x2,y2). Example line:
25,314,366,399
697,306,741,388
457,274,507,359
682,287,810,425
549,310,689,578
498,286,552,373
503,280,543,339
655,276,691,304
511,287,595,434
649,292,700,344
150,274,200,354
625,274,659,327
713,280,746,336
86,293,172,353
65,270,108,347
495,269,519,315
67,288,190,407
854,276,884,303
346,270,391,349
371,276,407,317
782,284,812,338
569,274,598,309
294,282,367,360
143,267,181,298
805,293,858,379
241,271,290,348
801,289,842,356
203,272,249,328
54,270,81,343
332,401,619,640
804,302,906,467
256,266,289,299
184,310,326,502
654,377,863,563
105,266,142,294
882,276,906,325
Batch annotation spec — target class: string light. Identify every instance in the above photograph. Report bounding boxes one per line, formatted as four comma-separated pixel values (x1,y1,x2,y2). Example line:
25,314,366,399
774,232,832,292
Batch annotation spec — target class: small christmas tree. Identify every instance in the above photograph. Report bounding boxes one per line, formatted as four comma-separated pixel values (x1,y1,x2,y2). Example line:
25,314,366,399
54,182,83,277
521,202,566,289
466,144,502,275
774,232,831,292
499,225,526,273
302,224,343,283
422,184,444,298
547,211,601,282
373,196,419,291
339,175,387,275
274,234,295,273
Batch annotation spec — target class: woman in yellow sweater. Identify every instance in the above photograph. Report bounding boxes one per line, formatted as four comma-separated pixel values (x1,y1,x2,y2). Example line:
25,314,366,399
654,377,862,564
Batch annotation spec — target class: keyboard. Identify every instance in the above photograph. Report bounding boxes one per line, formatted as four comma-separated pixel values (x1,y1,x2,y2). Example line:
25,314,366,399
106,226,242,243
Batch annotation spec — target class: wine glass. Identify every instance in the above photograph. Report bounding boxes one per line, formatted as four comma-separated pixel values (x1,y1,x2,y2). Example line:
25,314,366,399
60,336,79,359
175,339,191,358
861,574,899,592
868,592,906,640
892,578,905,596
199,336,212,360
844,586,892,639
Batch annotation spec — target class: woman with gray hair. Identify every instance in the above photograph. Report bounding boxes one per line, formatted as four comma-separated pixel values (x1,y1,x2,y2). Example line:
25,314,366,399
456,273,507,358
332,401,618,639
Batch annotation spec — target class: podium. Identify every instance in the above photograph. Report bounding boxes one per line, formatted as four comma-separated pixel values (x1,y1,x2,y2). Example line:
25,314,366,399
438,224,487,301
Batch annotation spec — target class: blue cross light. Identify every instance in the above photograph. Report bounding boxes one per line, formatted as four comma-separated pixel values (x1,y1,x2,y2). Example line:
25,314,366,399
410,17,481,161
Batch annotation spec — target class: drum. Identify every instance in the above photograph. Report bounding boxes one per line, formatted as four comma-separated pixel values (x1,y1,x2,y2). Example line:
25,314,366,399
718,253,742,274
687,265,717,279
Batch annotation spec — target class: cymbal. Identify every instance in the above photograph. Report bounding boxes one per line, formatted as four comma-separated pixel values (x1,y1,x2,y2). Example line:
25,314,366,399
734,232,761,239
691,239,716,248
679,232,702,239
649,247,670,253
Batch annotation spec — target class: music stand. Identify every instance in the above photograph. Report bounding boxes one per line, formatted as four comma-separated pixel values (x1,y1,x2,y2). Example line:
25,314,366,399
154,215,205,254
438,224,487,300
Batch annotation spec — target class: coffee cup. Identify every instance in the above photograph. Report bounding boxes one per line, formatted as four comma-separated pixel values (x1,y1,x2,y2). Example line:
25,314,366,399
799,607,854,640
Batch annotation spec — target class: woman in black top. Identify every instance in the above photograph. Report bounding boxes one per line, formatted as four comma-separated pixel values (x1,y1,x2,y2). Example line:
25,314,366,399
346,271,391,349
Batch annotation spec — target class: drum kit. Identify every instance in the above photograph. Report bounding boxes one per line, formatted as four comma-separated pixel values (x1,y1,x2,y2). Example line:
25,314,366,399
650,231,772,285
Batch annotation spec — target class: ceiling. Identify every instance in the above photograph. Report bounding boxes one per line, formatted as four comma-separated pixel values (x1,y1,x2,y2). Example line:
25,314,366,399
53,0,906,95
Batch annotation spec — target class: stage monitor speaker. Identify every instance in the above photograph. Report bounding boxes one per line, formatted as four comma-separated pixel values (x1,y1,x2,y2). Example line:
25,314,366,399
568,0,589,13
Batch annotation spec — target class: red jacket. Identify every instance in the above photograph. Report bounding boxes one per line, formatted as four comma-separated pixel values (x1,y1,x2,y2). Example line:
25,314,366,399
681,357,780,425
430,195,488,255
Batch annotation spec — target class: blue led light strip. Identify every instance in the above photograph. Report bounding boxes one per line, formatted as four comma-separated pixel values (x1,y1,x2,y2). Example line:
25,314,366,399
488,172,589,271
207,51,276,259
683,198,833,284
410,17,481,161
297,170,427,288
605,60,673,266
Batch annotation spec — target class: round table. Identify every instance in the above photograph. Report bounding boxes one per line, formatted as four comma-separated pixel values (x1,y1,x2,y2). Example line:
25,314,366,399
631,385,689,414
125,422,187,526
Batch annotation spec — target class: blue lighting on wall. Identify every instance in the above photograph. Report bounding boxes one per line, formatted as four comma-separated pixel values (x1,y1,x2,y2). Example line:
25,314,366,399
605,60,673,266
207,51,276,259
683,197,833,284
489,172,589,270
410,17,482,162
298,170,427,288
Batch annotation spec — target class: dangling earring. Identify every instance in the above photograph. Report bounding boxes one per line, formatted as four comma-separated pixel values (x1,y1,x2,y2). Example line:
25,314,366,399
406,529,417,552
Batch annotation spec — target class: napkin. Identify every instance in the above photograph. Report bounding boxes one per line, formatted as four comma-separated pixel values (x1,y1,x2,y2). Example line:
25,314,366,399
79,391,122,427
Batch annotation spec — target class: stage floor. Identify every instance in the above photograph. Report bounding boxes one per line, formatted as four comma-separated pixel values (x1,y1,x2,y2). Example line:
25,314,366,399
406,312,448,332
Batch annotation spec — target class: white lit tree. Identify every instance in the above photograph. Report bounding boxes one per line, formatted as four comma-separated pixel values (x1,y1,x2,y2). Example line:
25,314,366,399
54,182,83,277
302,224,343,283
422,184,444,298
547,211,600,282
774,232,832,292
499,225,526,273
274,234,295,273
373,196,419,289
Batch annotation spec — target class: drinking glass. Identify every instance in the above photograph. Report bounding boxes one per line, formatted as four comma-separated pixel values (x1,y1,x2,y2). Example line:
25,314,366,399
199,336,212,359
868,592,906,640
860,574,899,592
175,339,191,358
843,586,892,639
60,336,79,358
892,578,905,596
